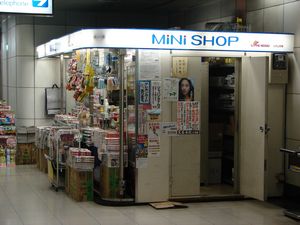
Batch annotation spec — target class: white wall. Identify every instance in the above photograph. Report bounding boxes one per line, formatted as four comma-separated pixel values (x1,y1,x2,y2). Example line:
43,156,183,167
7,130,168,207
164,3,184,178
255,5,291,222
169,0,236,30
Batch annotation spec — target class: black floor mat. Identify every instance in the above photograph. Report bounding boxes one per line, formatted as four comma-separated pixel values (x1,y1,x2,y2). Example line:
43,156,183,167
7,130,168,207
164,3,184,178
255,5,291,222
268,197,300,210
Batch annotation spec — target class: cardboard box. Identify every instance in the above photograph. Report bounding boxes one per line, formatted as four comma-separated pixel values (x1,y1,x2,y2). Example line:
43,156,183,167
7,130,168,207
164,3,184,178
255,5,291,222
69,167,93,201
16,143,36,165
17,126,27,134
17,134,28,144
16,126,36,143
27,126,36,134
101,152,128,168
65,166,71,195
27,133,36,143
36,147,40,169
100,165,120,199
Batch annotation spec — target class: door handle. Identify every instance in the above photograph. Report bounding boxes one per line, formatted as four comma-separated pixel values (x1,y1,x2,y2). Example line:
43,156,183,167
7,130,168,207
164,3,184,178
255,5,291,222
259,125,271,134
259,126,264,133
265,126,270,134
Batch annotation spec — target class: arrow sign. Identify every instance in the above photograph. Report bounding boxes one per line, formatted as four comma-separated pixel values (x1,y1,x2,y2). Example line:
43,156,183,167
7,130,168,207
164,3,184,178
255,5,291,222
38,0,48,7
32,0,48,7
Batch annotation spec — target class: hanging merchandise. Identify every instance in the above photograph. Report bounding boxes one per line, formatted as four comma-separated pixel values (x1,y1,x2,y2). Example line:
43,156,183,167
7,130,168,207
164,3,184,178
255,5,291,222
97,78,106,90
106,77,119,91
65,50,96,103
177,101,200,135
139,50,161,80
65,59,79,91
163,78,179,101
147,122,161,157
150,81,161,109
138,80,151,104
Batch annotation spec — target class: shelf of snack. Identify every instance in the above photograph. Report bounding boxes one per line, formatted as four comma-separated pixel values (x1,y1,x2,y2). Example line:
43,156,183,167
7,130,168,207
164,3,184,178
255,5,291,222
33,48,136,202
0,100,16,168
64,48,136,202
54,114,80,128
35,123,95,200
65,147,95,201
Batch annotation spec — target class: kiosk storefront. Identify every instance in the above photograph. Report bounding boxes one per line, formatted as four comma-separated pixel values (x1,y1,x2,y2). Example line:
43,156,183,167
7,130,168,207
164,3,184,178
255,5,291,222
36,29,294,203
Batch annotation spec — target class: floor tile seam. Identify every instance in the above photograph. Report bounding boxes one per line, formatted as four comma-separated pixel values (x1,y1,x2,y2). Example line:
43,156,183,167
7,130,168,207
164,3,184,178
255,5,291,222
2,183,26,225
0,184,14,207
115,206,155,225
77,202,111,225
21,168,65,225
154,206,215,225
86,205,142,225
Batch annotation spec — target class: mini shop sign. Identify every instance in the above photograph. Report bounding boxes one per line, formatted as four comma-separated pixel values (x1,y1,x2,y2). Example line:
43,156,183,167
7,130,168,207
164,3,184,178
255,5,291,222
0,0,53,15
37,29,295,58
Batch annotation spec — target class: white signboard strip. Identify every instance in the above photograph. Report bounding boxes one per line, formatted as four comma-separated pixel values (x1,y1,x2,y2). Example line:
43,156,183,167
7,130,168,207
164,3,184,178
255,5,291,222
0,0,53,14
37,29,295,58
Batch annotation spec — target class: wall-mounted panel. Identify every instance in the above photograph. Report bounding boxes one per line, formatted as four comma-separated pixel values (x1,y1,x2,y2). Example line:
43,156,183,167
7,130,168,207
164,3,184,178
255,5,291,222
16,88,34,119
287,48,300,94
264,5,283,32
247,10,264,32
17,56,34,88
16,25,34,56
284,1,300,47
286,94,300,140
8,57,16,87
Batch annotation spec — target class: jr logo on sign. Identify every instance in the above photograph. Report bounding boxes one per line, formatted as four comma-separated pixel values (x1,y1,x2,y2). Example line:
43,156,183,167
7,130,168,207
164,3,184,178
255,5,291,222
32,0,48,7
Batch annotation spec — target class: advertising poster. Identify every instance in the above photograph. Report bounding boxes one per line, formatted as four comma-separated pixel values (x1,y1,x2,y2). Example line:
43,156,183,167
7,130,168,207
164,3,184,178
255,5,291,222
161,122,178,136
148,122,161,157
136,135,148,168
177,101,200,135
139,50,161,80
172,57,188,78
138,80,151,104
163,78,179,101
147,109,161,122
138,105,150,135
151,81,161,109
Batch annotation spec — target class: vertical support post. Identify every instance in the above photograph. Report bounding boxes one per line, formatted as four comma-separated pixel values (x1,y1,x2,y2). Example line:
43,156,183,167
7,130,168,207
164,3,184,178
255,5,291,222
118,49,126,196
89,95,94,126
60,54,64,113
235,0,246,24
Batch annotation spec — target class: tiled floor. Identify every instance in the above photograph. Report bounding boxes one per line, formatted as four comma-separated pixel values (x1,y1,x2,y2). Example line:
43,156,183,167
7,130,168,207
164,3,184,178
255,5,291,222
0,165,299,225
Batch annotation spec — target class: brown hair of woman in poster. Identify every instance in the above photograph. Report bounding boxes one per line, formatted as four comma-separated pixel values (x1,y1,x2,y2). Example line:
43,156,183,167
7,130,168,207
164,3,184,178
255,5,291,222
178,78,194,101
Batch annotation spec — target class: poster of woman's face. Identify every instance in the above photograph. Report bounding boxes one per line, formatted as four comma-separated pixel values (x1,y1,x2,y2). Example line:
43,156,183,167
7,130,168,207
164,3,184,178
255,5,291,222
178,78,194,101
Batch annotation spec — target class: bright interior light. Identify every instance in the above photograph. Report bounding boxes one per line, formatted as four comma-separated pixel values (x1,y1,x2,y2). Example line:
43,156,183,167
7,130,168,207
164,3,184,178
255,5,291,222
36,45,46,58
